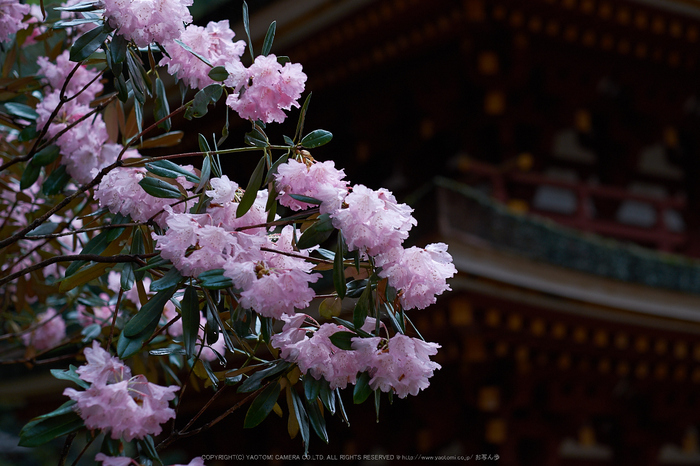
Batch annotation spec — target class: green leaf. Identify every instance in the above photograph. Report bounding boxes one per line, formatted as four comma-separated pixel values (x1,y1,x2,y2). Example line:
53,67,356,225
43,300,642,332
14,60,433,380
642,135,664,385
42,165,70,195
294,93,312,143
197,269,233,290
334,232,346,299
149,347,186,356
305,396,329,444
138,177,182,199
26,222,59,237
244,381,281,428
138,435,161,464
54,17,103,29
110,33,127,64
145,160,199,184
154,78,171,132
242,1,254,61
134,255,168,273
130,228,145,281
195,155,211,194
303,374,322,401
150,267,183,292
236,155,266,218
123,286,176,337
318,380,336,415
54,1,102,12
184,84,222,119
238,360,290,393
18,401,84,447
50,366,89,389
69,26,109,62
174,39,212,66
353,372,373,404
261,21,277,56
121,263,135,292
181,285,199,358
33,145,60,166
244,128,267,148
383,302,405,334
4,102,38,120
328,331,356,351
288,194,322,205
277,56,290,65
18,125,37,142
296,213,333,250
208,66,228,82
64,228,122,277
20,161,41,190
114,72,128,102
301,129,333,149
353,282,372,329
290,387,310,454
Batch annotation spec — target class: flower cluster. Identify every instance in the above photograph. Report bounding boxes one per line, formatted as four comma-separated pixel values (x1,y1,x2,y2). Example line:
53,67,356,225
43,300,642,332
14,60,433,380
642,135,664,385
225,54,307,123
95,165,196,226
64,342,179,441
102,0,193,48
0,0,30,43
272,316,441,398
272,156,455,309
160,20,246,90
21,308,67,351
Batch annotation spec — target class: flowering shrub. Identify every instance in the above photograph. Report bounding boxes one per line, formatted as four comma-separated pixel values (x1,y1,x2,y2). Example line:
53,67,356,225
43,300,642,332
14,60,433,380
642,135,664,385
0,0,457,463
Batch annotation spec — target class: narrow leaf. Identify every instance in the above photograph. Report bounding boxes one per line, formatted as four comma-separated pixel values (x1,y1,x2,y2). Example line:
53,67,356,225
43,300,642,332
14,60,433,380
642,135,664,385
244,381,281,428
334,231,346,299
145,159,199,183
69,26,109,62
329,331,356,351
236,155,266,218
150,267,183,292
353,372,373,404
261,21,277,56
33,145,60,166
208,66,228,82
181,285,200,358
138,177,182,199
20,161,41,190
18,401,83,447
123,286,176,337
296,213,333,250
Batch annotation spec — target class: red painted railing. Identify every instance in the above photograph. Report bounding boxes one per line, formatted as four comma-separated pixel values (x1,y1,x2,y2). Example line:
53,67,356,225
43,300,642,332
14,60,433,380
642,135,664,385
460,159,688,253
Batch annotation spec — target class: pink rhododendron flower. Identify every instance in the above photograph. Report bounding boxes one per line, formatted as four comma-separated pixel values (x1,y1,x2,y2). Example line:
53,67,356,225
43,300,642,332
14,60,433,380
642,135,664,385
160,20,245,89
0,0,30,43
37,50,103,104
206,187,271,234
225,54,307,123
35,91,116,184
274,159,348,213
271,315,361,389
21,308,66,350
376,243,457,310
153,208,265,277
95,166,195,226
102,0,193,47
330,185,416,257
64,343,179,441
223,226,320,319
77,301,114,327
353,333,441,398
75,341,131,385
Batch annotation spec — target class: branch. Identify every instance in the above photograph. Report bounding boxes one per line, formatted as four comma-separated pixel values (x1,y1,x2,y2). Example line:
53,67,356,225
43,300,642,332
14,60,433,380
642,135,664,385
0,253,148,287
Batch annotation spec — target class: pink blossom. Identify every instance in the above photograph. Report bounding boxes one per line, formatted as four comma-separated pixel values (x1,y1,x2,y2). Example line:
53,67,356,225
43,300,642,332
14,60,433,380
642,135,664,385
64,346,178,441
206,175,238,205
160,20,245,89
206,188,270,234
77,301,114,327
35,90,114,184
274,159,348,213
225,54,306,123
75,341,131,385
330,185,416,256
95,166,195,226
0,0,30,43
21,308,66,351
223,226,320,319
376,243,456,310
102,0,193,48
272,316,361,389
353,334,441,398
37,50,103,104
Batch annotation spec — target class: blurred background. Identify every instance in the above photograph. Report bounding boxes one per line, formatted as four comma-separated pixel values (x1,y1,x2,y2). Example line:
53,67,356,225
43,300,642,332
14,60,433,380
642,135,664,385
7,0,700,464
